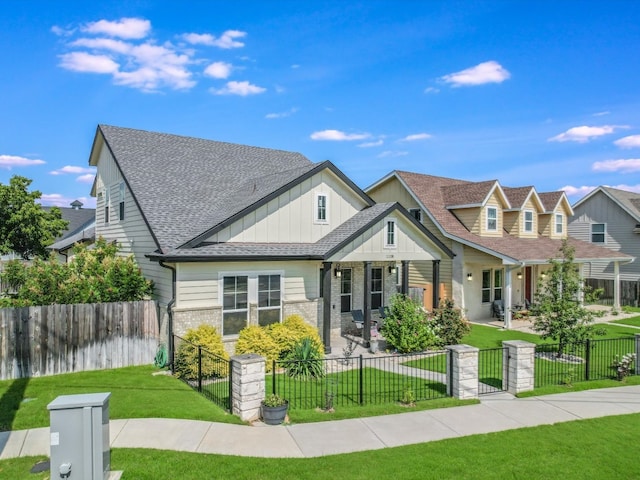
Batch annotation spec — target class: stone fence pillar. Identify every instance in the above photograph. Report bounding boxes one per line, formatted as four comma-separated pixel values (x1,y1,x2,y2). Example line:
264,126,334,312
230,354,265,421
503,340,536,395
445,344,479,400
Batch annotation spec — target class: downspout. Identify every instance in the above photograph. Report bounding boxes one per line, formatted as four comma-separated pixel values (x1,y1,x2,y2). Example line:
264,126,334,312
159,261,176,371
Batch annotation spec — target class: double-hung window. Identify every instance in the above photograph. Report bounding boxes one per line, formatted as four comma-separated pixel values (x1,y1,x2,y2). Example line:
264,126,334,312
481,268,504,303
486,207,497,231
258,274,281,326
523,210,533,233
104,188,110,225
385,220,396,247
119,183,125,221
316,193,328,223
223,276,248,335
555,214,563,234
409,208,422,222
591,223,605,243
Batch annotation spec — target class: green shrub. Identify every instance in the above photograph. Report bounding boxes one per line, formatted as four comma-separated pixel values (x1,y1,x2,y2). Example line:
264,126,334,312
431,298,470,347
380,294,438,353
235,325,280,372
284,337,325,380
174,324,229,380
278,314,323,354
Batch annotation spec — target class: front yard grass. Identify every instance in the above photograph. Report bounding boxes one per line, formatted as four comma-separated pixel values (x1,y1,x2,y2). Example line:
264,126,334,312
0,365,243,432
611,317,640,328
4,413,640,479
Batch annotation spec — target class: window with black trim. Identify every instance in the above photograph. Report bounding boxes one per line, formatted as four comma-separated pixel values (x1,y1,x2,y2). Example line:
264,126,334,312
385,220,396,247
119,183,125,221
371,267,383,310
104,188,110,225
340,268,352,312
409,208,422,222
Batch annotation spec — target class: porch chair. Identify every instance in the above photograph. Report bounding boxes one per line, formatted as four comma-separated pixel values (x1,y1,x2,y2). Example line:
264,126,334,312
491,299,505,321
351,309,364,329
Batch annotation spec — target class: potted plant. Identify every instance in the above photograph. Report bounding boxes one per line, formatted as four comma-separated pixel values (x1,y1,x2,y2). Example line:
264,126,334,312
261,393,289,425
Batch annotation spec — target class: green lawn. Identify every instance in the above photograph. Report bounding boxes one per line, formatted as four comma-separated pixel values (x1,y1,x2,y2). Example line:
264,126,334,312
0,365,242,432
612,317,640,328
3,413,640,479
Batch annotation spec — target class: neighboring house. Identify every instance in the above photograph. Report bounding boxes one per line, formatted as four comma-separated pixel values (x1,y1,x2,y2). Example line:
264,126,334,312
47,200,96,262
366,171,633,327
88,125,453,352
569,186,640,305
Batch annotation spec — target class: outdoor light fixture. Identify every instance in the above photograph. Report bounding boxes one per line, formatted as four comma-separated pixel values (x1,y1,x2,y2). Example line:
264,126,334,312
334,266,342,278
541,272,547,279
389,265,397,274
517,271,523,280
467,273,473,281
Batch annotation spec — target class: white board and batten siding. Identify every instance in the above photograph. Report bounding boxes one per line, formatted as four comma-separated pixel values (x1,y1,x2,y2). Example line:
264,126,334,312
94,145,173,304
205,170,368,244
570,192,640,280
175,261,321,310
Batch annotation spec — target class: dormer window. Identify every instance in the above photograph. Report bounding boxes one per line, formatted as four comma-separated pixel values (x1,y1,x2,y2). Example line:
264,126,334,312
523,210,533,233
315,193,328,224
555,214,563,234
486,207,497,231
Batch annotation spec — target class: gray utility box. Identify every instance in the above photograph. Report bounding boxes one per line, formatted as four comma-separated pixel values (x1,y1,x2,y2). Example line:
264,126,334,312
47,392,111,480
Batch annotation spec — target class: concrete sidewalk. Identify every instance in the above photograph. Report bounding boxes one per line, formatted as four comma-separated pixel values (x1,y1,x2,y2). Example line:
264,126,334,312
2,385,640,460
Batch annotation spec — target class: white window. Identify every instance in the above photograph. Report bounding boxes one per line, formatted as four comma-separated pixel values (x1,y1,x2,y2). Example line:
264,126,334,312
523,210,533,233
486,207,497,231
315,193,328,223
385,219,396,247
118,183,125,221
409,208,422,222
104,188,110,225
481,268,503,303
222,276,248,335
591,223,606,243
555,214,563,234
258,274,281,326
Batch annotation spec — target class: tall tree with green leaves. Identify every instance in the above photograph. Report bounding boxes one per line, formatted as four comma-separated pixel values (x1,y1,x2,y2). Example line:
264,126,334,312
530,239,604,357
0,175,68,259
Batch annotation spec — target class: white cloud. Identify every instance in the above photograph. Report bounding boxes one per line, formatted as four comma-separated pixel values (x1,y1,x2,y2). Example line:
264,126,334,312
82,18,151,39
77,174,96,183
265,107,298,119
593,111,610,117
50,165,96,175
400,133,432,142
204,61,233,79
592,159,640,173
211,80,266,96
310,130,371,141
358,140,384,148
40,194,95,208
378,151,409,158
560,185,597,197
440,61,510,87
614,135,640,149
424,87,440,94
0,155,46,169
548,125,626,143
51,25,74,36
182,30,246,49
58,52,120,74
71,37,132,55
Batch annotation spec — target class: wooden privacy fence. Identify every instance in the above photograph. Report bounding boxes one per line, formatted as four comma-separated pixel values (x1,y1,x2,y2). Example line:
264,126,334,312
0,300,159,380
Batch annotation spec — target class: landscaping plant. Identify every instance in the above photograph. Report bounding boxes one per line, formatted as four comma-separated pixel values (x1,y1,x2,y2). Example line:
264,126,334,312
174,324,229,380
611,353,636,381
430,298,470,347
529,240,605,357
380,294,438,353
284,337,326,380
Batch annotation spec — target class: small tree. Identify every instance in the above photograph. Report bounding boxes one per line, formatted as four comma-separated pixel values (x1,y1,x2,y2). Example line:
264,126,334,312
379,294,438,353
530,240,604,357
0,175,68,259
431,298,470,347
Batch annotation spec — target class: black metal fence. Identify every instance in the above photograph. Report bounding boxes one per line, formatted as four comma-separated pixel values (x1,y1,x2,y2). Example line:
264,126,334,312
172,335,232,412
535,337,637,387
478,347,508,394
271,351,449,409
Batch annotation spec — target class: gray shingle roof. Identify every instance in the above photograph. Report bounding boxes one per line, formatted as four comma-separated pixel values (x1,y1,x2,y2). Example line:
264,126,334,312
97,125,315,252
601,187,640,223
44,206,95,241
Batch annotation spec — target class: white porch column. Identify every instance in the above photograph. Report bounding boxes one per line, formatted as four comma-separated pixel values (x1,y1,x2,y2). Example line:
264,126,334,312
614,261,621,310
504,269,512,329
451,243,465,310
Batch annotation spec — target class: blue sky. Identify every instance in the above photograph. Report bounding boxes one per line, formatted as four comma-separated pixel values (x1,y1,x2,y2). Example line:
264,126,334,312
2,1,640,209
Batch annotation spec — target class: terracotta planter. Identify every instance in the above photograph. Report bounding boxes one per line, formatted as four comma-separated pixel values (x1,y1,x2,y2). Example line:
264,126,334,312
261,400,289,425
